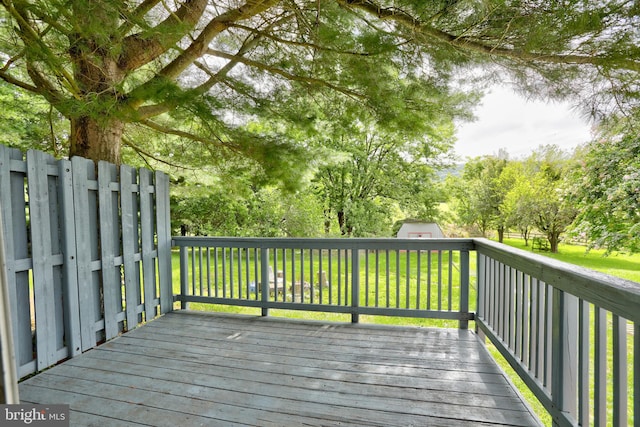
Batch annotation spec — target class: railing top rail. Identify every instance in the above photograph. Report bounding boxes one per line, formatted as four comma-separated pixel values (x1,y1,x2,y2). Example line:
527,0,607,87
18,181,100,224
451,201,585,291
473,237,640,323
172,236,475,251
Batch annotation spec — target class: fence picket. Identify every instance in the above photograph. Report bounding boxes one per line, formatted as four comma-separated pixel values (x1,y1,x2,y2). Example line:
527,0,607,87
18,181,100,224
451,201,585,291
72,156,100,350
0,146,33,376
98,161,121,340
120,165,141,330
58,159,81,357
26,150,60,370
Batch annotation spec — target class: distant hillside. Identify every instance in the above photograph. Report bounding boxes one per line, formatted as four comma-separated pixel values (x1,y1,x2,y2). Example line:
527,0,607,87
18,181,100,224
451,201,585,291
437,163,464,180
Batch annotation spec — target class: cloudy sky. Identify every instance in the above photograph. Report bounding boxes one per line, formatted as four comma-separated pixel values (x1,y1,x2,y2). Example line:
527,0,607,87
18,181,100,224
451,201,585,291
454,86,594,160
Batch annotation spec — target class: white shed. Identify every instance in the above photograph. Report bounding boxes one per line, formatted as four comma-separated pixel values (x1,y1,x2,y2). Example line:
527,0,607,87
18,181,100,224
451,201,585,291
397,222,445,239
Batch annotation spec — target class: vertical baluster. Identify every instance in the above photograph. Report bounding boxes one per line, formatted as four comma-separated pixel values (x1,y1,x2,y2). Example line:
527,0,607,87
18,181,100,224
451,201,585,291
229,247,235,299
496,260,503,340
578,299,590,426
337,249,342,305
179,246,188,310
634,322,639,427
416,250,422,310
253,248,259,300
221,247,227,298
328,249,333,305
385,250,390,308
529,277,539,379
427,250,432,310
395,250,400,309
476,253,485,324
459,249,469,330
521,274,529,365
448,250,453,311
190,247,196,296
405,249,410,309
612,315,627,426
375,250,379,308
594,307,607,427
318,249,323,305
344,249,349,306
515,270,523,359
365,250,370,307
214,247,219,298
244,248,250,299
198,247,203,297
437,250,442,311
206,248,211,297
544,283,553,388
308,249,312,304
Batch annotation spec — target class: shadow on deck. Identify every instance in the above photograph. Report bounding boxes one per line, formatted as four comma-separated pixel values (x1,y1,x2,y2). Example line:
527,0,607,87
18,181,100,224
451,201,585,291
19,311,541,426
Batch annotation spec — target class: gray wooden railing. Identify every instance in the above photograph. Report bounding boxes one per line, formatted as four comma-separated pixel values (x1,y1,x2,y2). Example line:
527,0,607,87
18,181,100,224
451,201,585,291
0,145,173,379
174,236,640,427
173,237,473,327
475,239,639,427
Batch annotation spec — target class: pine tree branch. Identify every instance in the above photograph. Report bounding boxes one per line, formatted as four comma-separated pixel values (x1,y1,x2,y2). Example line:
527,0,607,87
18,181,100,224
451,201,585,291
4,0,81,96
118,0,163,36
158,0,279,81
126,0,279,110
0,70,39,93
339,0,640,72
139,119,244,154
119,0,209,72
207,48,364,99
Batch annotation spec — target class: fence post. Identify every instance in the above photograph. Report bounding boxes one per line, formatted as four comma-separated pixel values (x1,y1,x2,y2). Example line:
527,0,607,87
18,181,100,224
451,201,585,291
351,247,360,323
551,288,578,426
459,249,470,330
155,172,173,314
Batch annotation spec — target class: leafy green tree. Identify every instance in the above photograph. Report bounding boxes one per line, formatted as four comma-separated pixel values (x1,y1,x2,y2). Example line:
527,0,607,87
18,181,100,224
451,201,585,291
1,0,639,169
0,83,66,153
523,145,578,253
570,115,640,252
451,155,508,239
501,162,540,246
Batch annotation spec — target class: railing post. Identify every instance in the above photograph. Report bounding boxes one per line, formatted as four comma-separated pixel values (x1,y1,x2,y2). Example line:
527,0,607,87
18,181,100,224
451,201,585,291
351,248,360,323
551,288,578,426
179,246,189,310
459,249,469,330
261,247,269,317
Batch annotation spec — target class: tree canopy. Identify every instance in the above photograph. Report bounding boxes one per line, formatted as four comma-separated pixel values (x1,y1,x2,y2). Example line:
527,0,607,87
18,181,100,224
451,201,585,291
1,0,639,173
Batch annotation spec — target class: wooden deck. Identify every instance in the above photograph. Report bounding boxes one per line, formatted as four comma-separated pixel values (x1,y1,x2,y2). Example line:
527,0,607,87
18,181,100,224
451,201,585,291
19,311,542,427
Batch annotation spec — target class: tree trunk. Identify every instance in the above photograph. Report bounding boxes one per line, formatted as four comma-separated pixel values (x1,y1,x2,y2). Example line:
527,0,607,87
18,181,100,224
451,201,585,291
549,233,559,253
337,210,347,236
70,116,124,164
323,209,332,235
497,226,504,243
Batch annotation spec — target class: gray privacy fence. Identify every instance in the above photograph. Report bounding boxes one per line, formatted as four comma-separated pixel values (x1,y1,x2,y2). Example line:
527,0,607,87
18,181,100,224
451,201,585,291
0,145,173,379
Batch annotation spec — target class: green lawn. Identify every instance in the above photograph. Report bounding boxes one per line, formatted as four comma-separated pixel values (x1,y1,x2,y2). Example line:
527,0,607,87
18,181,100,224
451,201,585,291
501,237,640,283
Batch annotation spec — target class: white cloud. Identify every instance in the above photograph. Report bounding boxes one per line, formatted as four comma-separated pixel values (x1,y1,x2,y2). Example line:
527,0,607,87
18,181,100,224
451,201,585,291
454,86,594,160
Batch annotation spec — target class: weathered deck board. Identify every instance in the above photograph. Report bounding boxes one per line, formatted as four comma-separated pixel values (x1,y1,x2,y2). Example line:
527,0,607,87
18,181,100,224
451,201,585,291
20,311,542,427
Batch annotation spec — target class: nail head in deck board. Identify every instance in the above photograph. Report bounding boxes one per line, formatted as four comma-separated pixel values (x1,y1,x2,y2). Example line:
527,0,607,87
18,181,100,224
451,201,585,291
19,311,542,427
